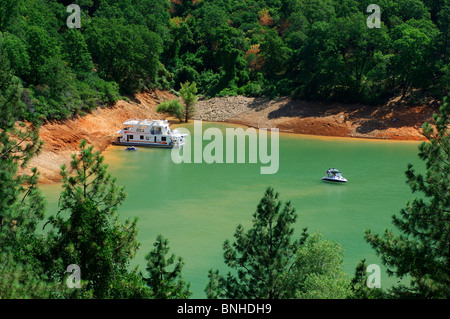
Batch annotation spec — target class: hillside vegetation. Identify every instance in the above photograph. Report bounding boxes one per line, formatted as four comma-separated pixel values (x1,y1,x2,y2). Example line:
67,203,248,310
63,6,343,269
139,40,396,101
0,0,448,123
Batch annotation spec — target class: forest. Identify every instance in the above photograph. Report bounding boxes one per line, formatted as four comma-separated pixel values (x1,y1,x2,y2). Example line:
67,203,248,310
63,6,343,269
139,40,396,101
0,0,448,122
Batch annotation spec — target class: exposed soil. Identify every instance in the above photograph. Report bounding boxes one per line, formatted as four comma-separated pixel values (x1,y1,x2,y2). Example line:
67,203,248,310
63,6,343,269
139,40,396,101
19,91,439,184
194,95,438,141
21,90,176,184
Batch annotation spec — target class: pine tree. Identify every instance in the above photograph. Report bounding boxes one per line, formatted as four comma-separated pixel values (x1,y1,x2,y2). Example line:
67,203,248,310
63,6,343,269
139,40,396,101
143,235,191,299
0,50,43,254
365,97,450,298
205,187,308,299
0,43,62,298
43,140,142,298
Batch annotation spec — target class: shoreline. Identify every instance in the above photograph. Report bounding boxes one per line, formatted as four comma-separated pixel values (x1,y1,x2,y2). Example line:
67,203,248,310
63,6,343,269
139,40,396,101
184,120,425,144
19,91,434,184
194,95,434,142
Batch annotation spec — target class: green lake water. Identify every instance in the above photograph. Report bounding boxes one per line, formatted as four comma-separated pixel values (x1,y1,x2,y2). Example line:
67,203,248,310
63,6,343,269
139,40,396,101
39,122,424,298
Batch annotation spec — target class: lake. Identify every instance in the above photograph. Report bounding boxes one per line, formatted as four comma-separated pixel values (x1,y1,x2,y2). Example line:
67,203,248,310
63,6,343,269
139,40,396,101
40,122,423,298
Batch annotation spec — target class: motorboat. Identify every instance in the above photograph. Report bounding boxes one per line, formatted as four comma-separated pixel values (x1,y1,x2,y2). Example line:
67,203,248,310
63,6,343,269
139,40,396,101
125,146,137,151
113,119,188,148
321,168,347,183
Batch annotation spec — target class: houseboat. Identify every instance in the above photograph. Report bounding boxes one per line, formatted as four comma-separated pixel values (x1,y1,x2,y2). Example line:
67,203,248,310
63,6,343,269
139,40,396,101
113,119,187,148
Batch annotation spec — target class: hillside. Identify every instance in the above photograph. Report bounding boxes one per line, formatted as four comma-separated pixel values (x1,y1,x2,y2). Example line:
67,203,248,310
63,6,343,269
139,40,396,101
1,0,447,126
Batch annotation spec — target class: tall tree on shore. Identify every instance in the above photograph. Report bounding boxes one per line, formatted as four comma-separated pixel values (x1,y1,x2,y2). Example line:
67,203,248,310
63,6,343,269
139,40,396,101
179,81,198,123
365,96,450,298
205,187,308,299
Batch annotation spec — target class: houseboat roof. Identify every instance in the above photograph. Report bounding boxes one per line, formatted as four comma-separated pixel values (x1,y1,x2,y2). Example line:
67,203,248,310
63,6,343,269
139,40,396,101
122,119,168,126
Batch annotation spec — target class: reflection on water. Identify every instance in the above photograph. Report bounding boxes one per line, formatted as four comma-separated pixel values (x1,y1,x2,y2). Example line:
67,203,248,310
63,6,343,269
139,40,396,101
39,123,422,298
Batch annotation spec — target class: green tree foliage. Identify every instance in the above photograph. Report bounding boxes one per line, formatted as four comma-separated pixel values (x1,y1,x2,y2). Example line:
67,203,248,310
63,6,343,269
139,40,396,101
1,33,30,80
43,140,142,298
390,19,440,99
210,24,247,95
260,28,291,77
57,140,127,215
0,45,63,298
283,233,352,299
25,25,59,85
0,0,21,30
1,0,449,300
0,250,67,298
350,259,386,299
205,187,308,299
0,1,123,121
157,99,184,122
365,97,450,298
85,17,162,93
179,81,198,122
63,29,94,77
1,0,448,121
0,45,43,253
162,0,448,103
143,235,192,299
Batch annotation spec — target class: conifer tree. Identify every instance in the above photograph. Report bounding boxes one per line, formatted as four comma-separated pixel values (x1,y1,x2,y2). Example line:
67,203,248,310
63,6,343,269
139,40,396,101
0,46,43,253
365,97,450,298
143,235,191,299
43,140,142,298
0,43,62,298
205,187,308,299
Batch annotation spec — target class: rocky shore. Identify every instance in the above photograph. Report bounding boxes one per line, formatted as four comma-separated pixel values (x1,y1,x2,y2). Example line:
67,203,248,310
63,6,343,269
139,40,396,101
194,95,436,140
21,91,437,184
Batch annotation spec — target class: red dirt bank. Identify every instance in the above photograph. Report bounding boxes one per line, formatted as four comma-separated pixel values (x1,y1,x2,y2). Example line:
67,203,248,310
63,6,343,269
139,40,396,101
23,90,175,183
22,91,438,184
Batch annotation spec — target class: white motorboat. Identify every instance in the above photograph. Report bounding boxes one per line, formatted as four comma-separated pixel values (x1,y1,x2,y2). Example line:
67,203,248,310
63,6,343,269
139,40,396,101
113,119,187,148
321,168,347,183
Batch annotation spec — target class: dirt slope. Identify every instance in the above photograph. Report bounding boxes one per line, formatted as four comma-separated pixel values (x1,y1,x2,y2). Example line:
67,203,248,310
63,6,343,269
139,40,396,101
20,91,438,184
194,95,437,140
22,90,176,183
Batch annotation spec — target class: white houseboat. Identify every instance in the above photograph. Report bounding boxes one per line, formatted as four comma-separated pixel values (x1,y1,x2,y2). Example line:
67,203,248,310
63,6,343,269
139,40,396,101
113,119,187,148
